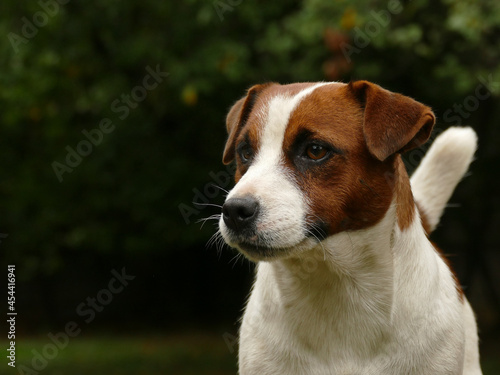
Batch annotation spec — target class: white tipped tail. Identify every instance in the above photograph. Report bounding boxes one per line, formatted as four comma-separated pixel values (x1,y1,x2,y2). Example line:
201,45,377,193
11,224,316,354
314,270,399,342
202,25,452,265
411,127,478,233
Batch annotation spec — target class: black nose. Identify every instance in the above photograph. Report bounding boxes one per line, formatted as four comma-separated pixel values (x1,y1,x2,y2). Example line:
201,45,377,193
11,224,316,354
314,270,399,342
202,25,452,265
222,197,259,233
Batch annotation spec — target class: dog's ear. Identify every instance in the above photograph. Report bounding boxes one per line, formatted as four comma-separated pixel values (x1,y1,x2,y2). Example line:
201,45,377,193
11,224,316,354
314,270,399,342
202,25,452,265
222,97,245,165
349,80,435,161
222,83,271,165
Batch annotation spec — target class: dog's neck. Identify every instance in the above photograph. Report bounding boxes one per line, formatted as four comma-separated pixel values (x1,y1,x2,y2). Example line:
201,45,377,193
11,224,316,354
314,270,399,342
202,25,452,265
259,209,396,354
253,159,433,356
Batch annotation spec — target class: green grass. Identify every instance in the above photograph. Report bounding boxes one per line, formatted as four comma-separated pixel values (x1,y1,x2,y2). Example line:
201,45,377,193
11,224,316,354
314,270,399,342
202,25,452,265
5,333,500,375
8,333,237,375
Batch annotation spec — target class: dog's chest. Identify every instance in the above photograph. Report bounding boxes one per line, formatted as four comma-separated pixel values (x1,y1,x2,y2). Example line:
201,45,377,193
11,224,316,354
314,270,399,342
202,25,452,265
237,237,466,375
238,262,393,373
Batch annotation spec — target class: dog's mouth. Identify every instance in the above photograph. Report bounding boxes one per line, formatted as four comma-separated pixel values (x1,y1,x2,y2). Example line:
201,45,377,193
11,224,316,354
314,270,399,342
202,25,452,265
220,219,327,261
233,237,316,261
236,241,283,259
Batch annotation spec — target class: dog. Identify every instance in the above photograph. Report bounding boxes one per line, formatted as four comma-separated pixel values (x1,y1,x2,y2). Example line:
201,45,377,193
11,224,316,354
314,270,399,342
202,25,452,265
218,81,482,374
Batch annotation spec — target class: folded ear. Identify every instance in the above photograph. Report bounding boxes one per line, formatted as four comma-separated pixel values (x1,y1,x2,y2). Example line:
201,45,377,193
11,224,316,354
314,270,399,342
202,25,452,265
349,80,436,161
222,83,272,165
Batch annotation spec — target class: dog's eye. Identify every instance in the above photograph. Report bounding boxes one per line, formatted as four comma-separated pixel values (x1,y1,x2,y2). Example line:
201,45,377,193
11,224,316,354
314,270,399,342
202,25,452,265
305,144,328,161
238,144,254,163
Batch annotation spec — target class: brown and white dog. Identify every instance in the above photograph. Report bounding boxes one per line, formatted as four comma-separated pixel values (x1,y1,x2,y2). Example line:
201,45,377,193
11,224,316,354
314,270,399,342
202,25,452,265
218,81,482,374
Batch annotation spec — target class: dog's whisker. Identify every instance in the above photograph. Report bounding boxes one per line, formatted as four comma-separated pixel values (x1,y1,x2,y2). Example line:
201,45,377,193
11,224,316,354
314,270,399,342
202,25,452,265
210,228,229,254
205,231,219,249
206,230,226,252
304,215,328,261
216,234,228,253
197,214,222,229
210,184,230,194
214,237,226,259
196,214,220,227
305,226,327,261
197,213,221,222
192,202,223,209
229,252,244,268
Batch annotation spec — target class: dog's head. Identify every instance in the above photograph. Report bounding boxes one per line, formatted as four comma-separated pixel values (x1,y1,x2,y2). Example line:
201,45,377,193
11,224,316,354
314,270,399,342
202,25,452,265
219,81,435,261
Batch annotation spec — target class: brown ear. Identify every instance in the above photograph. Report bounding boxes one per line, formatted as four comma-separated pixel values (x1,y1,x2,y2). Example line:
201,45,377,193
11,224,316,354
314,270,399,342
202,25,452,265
222,97,245,165
222,83,272,165
349,80,435,161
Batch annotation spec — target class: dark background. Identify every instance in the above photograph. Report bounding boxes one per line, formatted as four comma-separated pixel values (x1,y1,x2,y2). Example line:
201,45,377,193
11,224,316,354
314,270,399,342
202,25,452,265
1,0,499,373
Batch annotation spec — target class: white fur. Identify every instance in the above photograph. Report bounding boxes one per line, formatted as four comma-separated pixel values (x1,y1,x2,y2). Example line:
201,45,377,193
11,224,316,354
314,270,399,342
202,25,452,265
220,85,481,374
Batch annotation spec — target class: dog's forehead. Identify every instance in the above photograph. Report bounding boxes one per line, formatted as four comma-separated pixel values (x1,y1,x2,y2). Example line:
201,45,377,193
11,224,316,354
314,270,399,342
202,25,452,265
243,82,346,153
244,83,321,132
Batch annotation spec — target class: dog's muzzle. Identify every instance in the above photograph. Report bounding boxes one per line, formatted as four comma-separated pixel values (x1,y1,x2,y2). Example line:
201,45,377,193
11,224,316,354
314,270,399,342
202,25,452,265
220,193,312,260
221,196,280,258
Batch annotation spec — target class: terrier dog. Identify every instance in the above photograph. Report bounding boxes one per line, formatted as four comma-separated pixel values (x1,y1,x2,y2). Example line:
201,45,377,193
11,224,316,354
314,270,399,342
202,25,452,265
218,81,481,374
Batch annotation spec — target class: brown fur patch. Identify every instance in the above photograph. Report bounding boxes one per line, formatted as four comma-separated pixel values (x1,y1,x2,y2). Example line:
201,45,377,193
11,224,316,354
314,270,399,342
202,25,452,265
223,83,273,165
228,82,320,181
282,84,395,235
394,157,415,231
349,81,435,161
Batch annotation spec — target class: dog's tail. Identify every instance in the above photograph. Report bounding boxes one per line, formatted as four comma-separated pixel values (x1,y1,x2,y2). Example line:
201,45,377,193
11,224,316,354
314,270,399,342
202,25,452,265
410,127,478,234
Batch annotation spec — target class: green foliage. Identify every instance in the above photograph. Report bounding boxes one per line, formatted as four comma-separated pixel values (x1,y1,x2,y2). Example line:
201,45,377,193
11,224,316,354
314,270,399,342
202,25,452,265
1,0,499,280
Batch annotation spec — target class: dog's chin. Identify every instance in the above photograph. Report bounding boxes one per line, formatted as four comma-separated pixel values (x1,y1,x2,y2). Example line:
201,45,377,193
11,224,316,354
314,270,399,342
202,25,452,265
230,238,315,262
236,242,289,262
